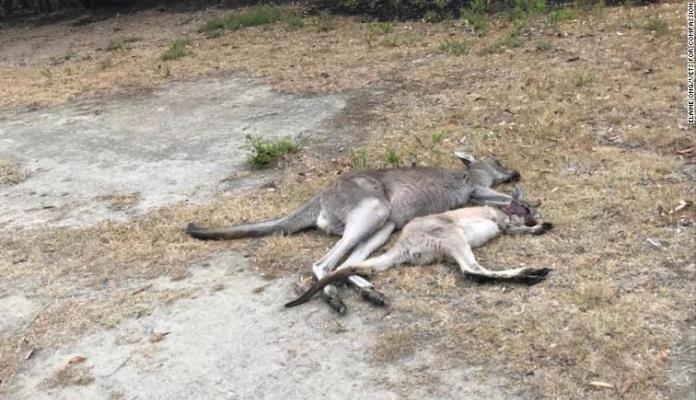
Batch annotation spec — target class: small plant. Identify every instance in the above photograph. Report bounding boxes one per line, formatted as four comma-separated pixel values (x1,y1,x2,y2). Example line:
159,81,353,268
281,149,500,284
461,0,488,35
106,37,127,52
383,148,401,167
364,21,394,47
509,0,546,18
161,38,191,61
478,22,525,55
643,17,669,36
431,130,446,145
285,14,305,30
245,135,299,169
349,149,369,170
199,5,288,36
547,6,580,26
440,38,470,56
314,10,336,32
535,39,552,51
574,72,596,87
423,10,443,23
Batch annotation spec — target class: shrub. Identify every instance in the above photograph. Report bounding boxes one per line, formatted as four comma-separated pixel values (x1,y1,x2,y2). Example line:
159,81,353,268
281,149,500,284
160,38,191,61
245,135,299,169
199,5,289,36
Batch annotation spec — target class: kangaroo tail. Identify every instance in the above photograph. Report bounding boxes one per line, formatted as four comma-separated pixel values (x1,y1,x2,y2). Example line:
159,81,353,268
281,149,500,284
186,195,321,241
284,266,373,308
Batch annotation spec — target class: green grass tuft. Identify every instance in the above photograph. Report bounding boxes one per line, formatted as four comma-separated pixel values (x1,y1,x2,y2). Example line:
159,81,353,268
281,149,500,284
199,5,291,36
106,37,127,52
574,72,596,87
245,135,299,169
535,39,552,52
161,38,191,61
643,17,669,36
440,38,470,56
349,149,369,170
383,148,401,167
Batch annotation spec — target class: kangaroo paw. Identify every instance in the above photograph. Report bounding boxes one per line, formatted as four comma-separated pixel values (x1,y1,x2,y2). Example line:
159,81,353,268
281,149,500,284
519,267,552,285
323,293,347,314
533,222,554,235
359,288,387,307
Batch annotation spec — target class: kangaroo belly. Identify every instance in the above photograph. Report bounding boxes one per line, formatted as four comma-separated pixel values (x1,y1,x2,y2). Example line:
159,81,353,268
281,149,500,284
459,219,501,248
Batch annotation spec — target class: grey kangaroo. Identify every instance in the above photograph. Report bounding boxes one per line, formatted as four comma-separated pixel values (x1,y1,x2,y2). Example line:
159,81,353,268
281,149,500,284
187,151,521,313
285,186,553,308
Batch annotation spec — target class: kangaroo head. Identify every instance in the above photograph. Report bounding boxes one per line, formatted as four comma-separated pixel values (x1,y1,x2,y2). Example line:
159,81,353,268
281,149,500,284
453,151,521,186
502,185,541,227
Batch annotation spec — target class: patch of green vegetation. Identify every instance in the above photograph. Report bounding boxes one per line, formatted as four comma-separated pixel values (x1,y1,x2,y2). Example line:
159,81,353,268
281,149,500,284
461,0,488,35
643,17,669,36
432,130,446,145
440,38,470,56
365,21,395,47
547,6,580,25
160,38,191,61
574,72,596,87
199,5,292,36
314,10,336,32
508,0,546,19
383,148,401,167
349,149,369,170
285,13,305,30
535,39,552,51
478,21,525,55
106,37,127,52
245,135,299,169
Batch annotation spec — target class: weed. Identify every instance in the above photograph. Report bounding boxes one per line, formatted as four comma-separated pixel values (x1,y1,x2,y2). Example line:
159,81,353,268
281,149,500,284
160,38,191,61
106,37,127,52
285,14,305,31
39,68,52,81
383,148,401,167
245,135,299,169
440,38,470,56
535,39,552,51
349,149,369,170
199,5,288,36
461,0,488,35
643,17,669,36
547,6,580,26
431,129,445,145
479,21,525,55
509,0,546,19
314,10,336,32
574,72,596,87
365,21,395,47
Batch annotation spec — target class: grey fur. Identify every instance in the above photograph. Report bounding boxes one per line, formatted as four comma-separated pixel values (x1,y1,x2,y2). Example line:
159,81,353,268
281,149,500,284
187,152,521,313
286,189,553,309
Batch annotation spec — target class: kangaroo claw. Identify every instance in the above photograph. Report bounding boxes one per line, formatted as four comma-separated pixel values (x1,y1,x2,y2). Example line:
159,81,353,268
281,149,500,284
519,267,552,285
359,288,387,306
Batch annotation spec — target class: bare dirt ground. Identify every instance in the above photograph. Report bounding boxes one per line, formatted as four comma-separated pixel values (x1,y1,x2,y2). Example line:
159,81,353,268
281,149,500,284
1,2,695,399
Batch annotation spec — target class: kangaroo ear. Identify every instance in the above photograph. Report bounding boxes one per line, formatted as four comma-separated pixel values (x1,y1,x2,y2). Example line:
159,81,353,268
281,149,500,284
512,185,523,201
453,151,476,166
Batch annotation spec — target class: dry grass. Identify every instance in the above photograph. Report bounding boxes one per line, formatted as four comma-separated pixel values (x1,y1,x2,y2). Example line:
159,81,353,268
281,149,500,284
0,3,694,399
95,192,141,211
0,159,25,185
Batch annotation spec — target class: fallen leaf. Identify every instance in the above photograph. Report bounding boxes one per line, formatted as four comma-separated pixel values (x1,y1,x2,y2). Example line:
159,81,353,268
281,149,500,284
618,379,633,396
67,355,87,365
150,332,170,343
589,381,614,389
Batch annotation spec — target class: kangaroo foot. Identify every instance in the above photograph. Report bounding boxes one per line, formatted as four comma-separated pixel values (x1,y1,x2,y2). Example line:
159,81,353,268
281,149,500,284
518,267,552,285
322,293,347,314
359,287,387,307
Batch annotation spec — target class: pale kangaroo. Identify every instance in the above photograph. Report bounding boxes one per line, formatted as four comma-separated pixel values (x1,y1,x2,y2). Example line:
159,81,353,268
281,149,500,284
285,186,553,309
187,151,521,313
